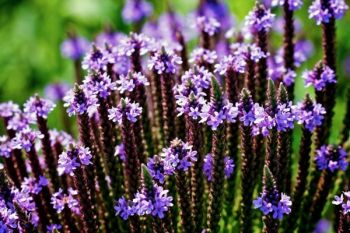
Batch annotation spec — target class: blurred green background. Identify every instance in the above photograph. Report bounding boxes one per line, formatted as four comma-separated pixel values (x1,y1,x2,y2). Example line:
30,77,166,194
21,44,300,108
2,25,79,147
0,0,349,142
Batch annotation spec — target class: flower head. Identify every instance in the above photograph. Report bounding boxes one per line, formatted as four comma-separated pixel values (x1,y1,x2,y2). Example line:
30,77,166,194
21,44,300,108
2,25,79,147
12,129,43,152
0,102,20,119
51,188,80,215
83,72,116,99
315,145,348,172
190,48,218,65
115,196,136,220
0,136,12,158
214,54,246,74
44,82,71,102
12,188,36,212
115,143,126,162
118,33,153,57
21,176,48,195
122,0,153,24
61,36,89,60
148,48,182,75
57,145,92,176
24,95,56,120
116,72,149,93
332,191,350,214
309,0,348,25
147,155,167,184
108,97,142,124
293,100,326,131
303,65,336,91
195,16,221,36
245,5,275,32
275,102,295,131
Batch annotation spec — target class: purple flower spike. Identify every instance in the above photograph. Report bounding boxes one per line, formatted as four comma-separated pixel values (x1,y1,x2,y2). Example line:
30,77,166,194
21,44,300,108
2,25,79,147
12,188,36,212
24,95,56,120
272,0,303,11
6,113,31,132
275,102,295,131
108,97,142,124
115,196,136,220
118,33,153,57
116,72,149,93
190,48,218,65
333,191,350,215
215,54,246,74
12,129,43,152
147,155,167,184
253,192,292,220
293,101,326,131
44,82,71,102
309,0,348,25
63,86,99,117
57,145,92,176
303,65,336,91
0,101,20,119
245,5,275,32
203,153,235,181
51,188,80,215
148,48,182,75
252,103,275,137
61,36,89,60
82,45,108,71
315,145,348,172
83,72,117,99
196,16,221,36
21,176,48,195
0,136,12,158
162,139,197,173
283,69,297,87
0,200,19,230
122,0,153,24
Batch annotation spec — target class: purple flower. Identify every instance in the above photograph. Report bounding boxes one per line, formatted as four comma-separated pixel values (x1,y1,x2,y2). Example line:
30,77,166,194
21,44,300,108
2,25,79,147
83,72,116,99
108,97,142,124
315,145,348,172
252,104,275,137
115,196,136,220
237,101,256,127
21,176,48,195
115,143,126,162
203,153,235,181
253,192,292,220
245,6,275,32
214,54,246,74
294,40,314,67
293,102,326,131
303,65,336,91
272,0,303,10
0,101,20,119
195,16,221,36
6,113,31,132
148,48,182,75
82,45,108,71
309,0,348,25
232,43,268,63
0,200,19,230
44,82,71,102
275,103,295,131
116,72,149,93
12,129,43,152
57,146,92,176
147,155,167,184
12,188,36,212
61,36,89,60
190,48,218,65
0,136,12,158
197,0,233,31
51,188,80,215
333,191,350,215
24,95,56,119
118,33,153,57
47,224,62,232
122,0,153,24
162,139,197,173
63,86,99,117
282,69,297,87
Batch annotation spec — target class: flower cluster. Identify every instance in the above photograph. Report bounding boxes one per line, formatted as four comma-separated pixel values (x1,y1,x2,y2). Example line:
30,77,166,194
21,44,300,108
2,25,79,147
82,45,109,72
12,129,43,152
275,102,295,131
315,145,348,172
148,48,182,75
0,136,12,158
309,0,348,25
0,199,20,231
146,155,168,184
116,72,149,93
21,176,48,194
83,72,117,99
61,36,89,60
203,153,235,182
44,83,71,102
51,188,80,215
253,192,292,220
118,33,153,57
108,97,142,124
12,188,36,213
332,191,350,214
114,143,126,162
190,48,218,65
115,184,173,220
23,96,56,120
293,102,326,131
245,6,275,32
57,146,93,176
214,54,246,74
303,65,336,91
195,16,221,36
122,0,153,24
0,101,20,119
232,43,268,63
63,86,99,117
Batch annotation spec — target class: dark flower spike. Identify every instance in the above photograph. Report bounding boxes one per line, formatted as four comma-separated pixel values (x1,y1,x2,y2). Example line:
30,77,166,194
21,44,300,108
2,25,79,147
238,88,256,233
254,166,291,233
196,16,221,50
333,191,350,233
309,0,348,25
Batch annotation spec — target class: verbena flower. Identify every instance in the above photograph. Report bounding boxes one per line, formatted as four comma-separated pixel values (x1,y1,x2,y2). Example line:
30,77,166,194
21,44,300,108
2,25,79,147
303,65,336,91
315,145,348,172
12,129,43,152
0,200,19,231
148,48,182,75
44,83,71,102
83,72,116,99
57,146,93,176
114,143,126,162
203,153,235,182
108,97,142,124
252,103,275,137
6,113,31,132
0,101,20,119
293,101,326,131
82,45,108,71
214,54,246,74
162,139,197,172
116,71,149,93
195,16,221,36
51,188,80,215
309,0,348,25
63,86,99,117
275,102,295,131
147,155,168,184
24,96,56,120
272,0,303,11
12,188,36,212
61,36,89,60
189,48,218,65
21,176,48,195
118,33,153,57
122,0,153,24
232,43,268,63
253,192,292,220
245,5,275,32
332,191,350,214
114,197,136,220
0,136,12,158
